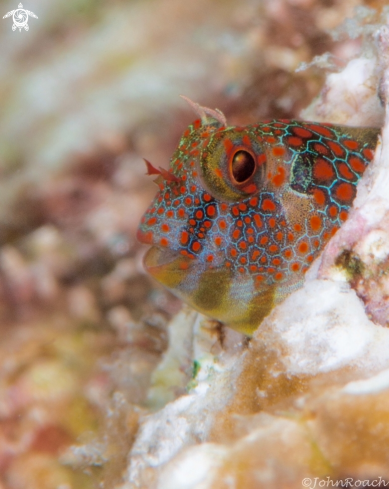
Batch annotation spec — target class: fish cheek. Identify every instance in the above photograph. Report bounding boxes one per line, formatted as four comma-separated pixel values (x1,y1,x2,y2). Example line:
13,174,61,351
192,267,233,313
240,285,277,335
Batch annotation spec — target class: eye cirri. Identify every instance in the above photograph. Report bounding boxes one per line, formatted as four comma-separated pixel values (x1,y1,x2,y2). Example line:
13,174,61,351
137,99,379,336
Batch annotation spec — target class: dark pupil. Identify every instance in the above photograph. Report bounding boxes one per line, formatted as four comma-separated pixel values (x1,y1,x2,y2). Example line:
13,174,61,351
231,151,255,183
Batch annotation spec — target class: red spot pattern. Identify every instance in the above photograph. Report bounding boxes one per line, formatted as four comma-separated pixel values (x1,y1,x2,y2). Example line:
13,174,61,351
138,117,378,315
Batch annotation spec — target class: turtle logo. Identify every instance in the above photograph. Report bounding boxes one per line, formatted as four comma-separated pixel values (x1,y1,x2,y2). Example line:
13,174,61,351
3,3,38,32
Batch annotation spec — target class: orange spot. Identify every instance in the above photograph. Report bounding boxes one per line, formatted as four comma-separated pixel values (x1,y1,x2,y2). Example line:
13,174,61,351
219,220,227,230
363,148,374,160
276,232,283,241
314,239,320,247
343,139,359,150
257,153,266,165
240,257,247,264
275,272,283,280
313,158,334,181
308,124,333,137
248,236,254,243
181,231,189,245
284,249,292,258
291,263,300,272
331,226,339,236
339,163,355,180
224,139,234,152
215,237,222,246
307,255,313,262
269,244,278,253
260,236,268,245
254,215,263,227
189,219,196,226
207,205,216,217
294,223,302,232
239,241,247,250
269,218,276,228
260,256,267,263
160,238,169,247
250,265,257,272
314,143,329,156
268,267,275,273
204,220,212,228
178,208,186,218
232,206,239,216
272,146,286,157
204,193,212,202
250,197,258,206
272,167,286,187
239,203,247,211
167,211,174,218
329,205,338,217
215,168,223,178
310,215,322,231
299,242,309,254
335,182,355,203
293,127,313,138
328,140,345,157
242,184,257,193
147,217,157,226
288,232,295,241
196,210,203,219
179,261,189,270
252,250,260,260
266,136,276,144
185,197,192,205
256,275,264,282
262,198,276,211
313,188,326,206
340,210,348,221
273,258,281,266
191,185,196,192
192,241,201,252
221,203,228,211
207,255,214,262
230,248,237,257
243,135,252,146
239,267,245,274
349,156,365,173
288,136,303,146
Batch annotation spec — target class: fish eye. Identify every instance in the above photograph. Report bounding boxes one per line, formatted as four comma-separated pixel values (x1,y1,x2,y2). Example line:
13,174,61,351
197,129,266,202
231,150,256,183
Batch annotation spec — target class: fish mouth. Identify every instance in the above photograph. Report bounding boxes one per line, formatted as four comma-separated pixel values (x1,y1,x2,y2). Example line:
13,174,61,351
143,245,195,290
136,227,154,245
143,245,183,271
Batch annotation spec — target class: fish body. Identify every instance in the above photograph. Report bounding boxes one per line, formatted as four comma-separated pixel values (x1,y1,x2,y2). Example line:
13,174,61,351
137,110,379,335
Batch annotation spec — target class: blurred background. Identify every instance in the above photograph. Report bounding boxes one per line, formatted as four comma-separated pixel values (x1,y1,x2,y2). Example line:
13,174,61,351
0,0,381,487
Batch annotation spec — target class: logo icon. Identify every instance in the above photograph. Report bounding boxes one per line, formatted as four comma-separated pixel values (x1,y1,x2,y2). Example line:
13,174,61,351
3,3,38,31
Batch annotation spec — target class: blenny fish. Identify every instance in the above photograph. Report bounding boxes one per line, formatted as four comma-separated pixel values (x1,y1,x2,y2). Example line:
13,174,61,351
137,99,379,335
